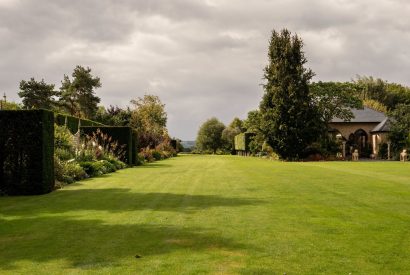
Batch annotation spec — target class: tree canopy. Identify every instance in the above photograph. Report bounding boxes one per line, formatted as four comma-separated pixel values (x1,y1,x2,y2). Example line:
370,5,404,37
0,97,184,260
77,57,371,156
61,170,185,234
59,66,101,118
196,117,226,154
18,78,57,110
130,94,168,148
310,81,363,123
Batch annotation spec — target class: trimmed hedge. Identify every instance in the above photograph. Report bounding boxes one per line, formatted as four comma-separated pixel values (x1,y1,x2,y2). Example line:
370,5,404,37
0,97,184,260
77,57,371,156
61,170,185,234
55,113,104,134
131,129,139,165
234,133,254,151
0,109,54,195
80,126,134,165
170,139,178,151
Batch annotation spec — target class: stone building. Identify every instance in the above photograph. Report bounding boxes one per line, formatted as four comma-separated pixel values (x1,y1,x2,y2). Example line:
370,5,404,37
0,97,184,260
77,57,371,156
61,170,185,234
329,107,391,157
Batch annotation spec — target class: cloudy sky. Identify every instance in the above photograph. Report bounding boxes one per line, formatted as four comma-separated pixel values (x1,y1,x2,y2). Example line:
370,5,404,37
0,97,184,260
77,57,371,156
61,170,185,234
1,0,410,139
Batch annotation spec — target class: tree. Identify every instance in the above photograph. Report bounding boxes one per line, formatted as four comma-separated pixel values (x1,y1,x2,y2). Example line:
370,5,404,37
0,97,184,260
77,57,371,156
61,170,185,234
222,117,244,152
94,105,132,126
310,81,363,124
196,117,225,154
130,94,167,148
363,99,388,113
243,110,265,153
18,78,57,110
389,104,410,155
259,29,320,160
353,76,410,110
59,66,101,118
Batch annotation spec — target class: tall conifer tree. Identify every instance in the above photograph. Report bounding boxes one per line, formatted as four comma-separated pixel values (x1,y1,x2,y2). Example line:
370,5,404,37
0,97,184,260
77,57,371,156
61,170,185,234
260,29,319,160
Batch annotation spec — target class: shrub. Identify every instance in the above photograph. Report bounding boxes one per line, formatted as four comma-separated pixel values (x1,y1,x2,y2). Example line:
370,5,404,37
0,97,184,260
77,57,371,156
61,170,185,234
101,160,117,173
55,148,74,161
139,147,154,162
54,124,74,151
80,126,133,165
152,150,162,161
79,160,121,177
79,161,101,177
105,157,127,170
54,157,87,184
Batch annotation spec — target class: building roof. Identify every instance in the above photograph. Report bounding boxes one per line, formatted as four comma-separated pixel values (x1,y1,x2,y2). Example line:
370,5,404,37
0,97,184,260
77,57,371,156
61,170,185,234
371,118,391,133
330,107,387,123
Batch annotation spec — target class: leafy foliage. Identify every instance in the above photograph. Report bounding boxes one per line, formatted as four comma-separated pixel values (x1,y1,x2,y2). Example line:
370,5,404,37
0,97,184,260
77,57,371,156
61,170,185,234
389,104,410,156
310,81,363,123
130,95,167,148
353,75,410,110
93,105,132,126
221,118,243,152
196,118,226,154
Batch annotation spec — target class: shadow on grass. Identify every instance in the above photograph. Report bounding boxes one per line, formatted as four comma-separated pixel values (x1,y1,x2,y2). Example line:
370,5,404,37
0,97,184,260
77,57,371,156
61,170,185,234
1,188,264,216
0,216,248,270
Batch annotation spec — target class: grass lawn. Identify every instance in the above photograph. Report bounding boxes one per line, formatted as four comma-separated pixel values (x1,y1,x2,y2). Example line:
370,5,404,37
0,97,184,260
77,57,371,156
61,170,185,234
1,155,410,274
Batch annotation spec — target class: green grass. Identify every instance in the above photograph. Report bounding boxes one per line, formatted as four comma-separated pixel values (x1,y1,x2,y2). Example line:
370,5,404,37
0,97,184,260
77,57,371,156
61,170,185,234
1,155,410,274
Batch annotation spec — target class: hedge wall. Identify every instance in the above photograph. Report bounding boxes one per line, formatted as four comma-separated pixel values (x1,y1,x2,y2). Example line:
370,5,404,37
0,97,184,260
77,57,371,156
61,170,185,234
55,113,104,134
132,129,139,165
0,109,54,195
170,139,178,151
234,133,254,151
80,126,134,165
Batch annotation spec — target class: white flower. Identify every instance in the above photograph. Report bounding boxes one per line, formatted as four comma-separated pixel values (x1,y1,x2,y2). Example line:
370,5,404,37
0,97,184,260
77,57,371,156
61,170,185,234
92,141,96,147
98,145,103,150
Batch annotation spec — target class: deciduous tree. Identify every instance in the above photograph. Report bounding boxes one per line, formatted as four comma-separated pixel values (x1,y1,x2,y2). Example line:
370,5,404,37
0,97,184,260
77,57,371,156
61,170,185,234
196,117,225,154
130,94,167,148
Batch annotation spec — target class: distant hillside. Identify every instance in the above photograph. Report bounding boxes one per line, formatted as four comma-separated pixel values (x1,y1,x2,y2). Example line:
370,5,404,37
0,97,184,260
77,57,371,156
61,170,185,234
180,140,195,149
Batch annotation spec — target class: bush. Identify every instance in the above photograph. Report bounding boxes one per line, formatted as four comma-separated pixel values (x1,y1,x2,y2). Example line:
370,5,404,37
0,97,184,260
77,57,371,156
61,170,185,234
139,147,154,162
80,126,133,165
54,157,87,184
55,148,74,161
100,160,117,173
105,157,127,170
152,150,162,161
79,161,103,177
54,124,74,151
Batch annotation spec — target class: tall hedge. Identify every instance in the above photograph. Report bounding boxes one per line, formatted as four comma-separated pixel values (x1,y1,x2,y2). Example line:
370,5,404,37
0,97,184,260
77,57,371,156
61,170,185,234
0,109,54,195
234,133,254,152
55,113,104,134
80,126,134,165
132,129,139,165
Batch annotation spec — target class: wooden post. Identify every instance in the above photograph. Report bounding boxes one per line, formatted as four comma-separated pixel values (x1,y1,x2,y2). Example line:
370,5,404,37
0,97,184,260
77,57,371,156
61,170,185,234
387,142,391,160
342,141,346,159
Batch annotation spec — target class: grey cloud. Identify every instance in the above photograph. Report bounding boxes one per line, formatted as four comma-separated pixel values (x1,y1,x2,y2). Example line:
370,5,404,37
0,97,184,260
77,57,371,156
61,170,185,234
1,0,410,139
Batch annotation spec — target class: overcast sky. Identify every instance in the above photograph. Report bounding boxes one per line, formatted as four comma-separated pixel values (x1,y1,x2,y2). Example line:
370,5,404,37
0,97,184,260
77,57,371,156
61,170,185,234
1,0,410,139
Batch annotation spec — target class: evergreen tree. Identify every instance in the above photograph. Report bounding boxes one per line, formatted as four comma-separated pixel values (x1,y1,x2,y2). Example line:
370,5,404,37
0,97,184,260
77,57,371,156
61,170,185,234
18,78,57,110
259,29,320,160
59,66,101,118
